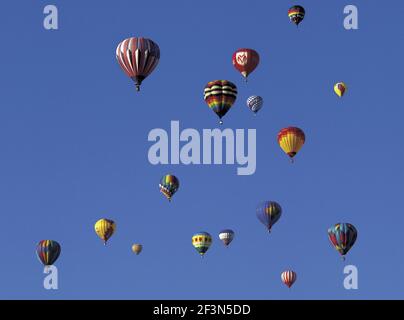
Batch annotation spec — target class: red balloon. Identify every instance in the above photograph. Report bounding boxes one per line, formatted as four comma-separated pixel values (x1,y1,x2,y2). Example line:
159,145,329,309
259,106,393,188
232,48,260,81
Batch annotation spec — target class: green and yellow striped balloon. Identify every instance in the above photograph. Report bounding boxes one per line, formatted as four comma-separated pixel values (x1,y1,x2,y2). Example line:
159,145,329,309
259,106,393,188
192,232,212,257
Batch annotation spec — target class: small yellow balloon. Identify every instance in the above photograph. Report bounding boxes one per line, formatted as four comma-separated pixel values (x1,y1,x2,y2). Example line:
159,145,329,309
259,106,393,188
132,244,143,255
334,82,347,97
94,218,116,245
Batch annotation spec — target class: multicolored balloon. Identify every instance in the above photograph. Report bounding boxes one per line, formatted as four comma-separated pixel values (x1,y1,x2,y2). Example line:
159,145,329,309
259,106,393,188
192,232,212,257
94,218,116,245
116,37,160,91
328,223,357,260
288,5,305,26
256,201,282,233
159,174,179,201
204,80,237,124
278,127,306,162
232,48,260,82
36,240,61,266
281,270,297,288
334,82,347,97
246,95,264,114
219,229,235,247
132,244,143,255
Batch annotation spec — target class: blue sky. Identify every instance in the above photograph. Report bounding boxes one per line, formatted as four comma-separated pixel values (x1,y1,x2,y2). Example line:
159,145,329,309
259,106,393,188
0,0,402,299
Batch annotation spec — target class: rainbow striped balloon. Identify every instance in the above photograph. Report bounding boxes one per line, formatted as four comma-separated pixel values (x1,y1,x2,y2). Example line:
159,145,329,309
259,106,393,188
204,80,237,124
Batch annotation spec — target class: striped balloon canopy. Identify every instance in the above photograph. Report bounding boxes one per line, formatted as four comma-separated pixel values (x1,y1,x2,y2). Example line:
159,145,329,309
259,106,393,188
281,270,297,288
328,223,357,260
94,218,116,245
288,5,305,26
204,80,237,124
218,229,235,247
159,174,179,201
192,232,212,257
256,201,282,232
36,240,61,267
116,37,160,91
277,127,306,162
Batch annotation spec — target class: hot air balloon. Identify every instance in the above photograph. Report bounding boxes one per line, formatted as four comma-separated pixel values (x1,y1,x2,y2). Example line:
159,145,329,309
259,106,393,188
334,82,347,97
204,80,237,124
192,232,212,257
159,174,179,201
232,48,260,82
36,240,61,267
116,37,160,91
94,218,116,245
246,95,264,114
219,229,234,247
281,270,297,288
328,223,357,260
132,244,143,255
256,201,282,233
288,5,305,26
277,127,306,162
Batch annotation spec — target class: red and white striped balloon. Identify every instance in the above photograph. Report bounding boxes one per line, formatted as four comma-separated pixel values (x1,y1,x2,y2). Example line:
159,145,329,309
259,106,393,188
116,37,160,91
281,270,297,288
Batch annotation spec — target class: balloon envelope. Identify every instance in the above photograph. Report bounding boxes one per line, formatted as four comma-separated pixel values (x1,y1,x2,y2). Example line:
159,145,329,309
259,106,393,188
116,37,160,91
328,223,357,257
281,270,297,288
192,232,212,256
159,174,179,201
334,82,347,97
132,244,143,255
36,240,61,266
256,201,282,232
288,6,305,25
204,80,237,124
246,95,264,114
219,229,235,246
94,218,116,245
232,48,260,80
277,127,305,160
